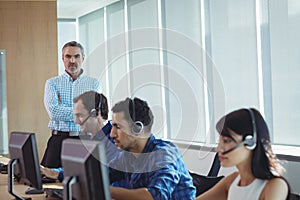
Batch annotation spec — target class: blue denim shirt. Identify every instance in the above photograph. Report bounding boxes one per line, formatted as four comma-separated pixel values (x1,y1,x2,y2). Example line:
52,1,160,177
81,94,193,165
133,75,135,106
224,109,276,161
109,135,196,200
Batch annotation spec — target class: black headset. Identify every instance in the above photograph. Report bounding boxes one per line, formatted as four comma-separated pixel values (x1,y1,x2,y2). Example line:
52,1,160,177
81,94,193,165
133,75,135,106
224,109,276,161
243,108,257,150
222,108,257,155
90,94,102,117
130,99,144,134
79,94,102,125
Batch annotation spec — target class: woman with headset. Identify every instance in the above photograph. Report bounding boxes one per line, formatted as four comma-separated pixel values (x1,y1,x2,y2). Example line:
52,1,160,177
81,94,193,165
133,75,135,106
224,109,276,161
196,108,290,200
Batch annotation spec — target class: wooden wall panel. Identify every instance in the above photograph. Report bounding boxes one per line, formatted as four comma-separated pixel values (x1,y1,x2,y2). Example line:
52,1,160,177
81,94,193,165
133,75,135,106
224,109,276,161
0,1,58,159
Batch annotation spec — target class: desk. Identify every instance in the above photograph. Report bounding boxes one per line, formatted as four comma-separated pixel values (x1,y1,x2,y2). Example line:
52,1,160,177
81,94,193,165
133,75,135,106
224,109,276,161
0,156,61,200
0,173,58,200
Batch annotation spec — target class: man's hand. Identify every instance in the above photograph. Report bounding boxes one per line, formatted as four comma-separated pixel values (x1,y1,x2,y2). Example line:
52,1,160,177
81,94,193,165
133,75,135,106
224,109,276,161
40,165,59,180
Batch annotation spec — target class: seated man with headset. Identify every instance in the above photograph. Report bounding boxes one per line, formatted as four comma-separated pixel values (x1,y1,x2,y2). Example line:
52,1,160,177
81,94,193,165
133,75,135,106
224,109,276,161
108,97,196,200
41,91,119,180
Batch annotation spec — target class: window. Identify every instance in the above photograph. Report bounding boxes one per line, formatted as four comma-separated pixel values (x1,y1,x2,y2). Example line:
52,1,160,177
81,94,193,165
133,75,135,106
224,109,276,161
57,19,77,75
66,0,300,147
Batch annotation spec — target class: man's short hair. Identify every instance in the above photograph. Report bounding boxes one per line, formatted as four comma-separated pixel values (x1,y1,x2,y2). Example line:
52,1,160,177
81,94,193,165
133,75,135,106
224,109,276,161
62,41,85,56
111,97,154,132
73,91,108,120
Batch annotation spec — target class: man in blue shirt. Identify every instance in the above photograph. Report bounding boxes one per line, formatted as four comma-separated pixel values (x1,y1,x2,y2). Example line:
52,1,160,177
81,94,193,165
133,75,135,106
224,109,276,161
41,41,101,168
41,91,118,180
109,97,196,200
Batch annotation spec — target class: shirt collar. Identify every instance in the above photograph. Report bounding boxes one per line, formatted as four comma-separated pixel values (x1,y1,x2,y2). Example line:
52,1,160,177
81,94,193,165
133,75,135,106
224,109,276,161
141,134,155,154
63,69,84,81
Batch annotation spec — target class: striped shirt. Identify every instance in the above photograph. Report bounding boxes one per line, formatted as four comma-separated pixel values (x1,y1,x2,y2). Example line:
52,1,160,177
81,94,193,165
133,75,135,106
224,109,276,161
44,70,101,132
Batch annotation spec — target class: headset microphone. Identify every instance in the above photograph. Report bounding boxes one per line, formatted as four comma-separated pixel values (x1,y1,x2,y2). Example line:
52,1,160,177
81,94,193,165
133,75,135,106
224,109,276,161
222,108,257,155
79,115,91,126
222,141,245,155
221,135,254,155
79,93,102,126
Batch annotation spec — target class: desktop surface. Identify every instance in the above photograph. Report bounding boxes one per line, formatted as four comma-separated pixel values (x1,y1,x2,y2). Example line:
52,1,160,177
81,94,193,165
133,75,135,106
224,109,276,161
0,173,62,200
1,156,61,200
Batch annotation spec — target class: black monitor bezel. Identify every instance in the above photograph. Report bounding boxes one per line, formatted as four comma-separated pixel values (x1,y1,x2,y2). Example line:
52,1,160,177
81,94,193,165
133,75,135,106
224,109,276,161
61,138,111,200
8,131,43,199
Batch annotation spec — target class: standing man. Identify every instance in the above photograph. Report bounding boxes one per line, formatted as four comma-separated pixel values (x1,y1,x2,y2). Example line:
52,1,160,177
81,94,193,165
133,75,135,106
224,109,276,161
41,41,101,168
41,91,119,180
109,97,196,200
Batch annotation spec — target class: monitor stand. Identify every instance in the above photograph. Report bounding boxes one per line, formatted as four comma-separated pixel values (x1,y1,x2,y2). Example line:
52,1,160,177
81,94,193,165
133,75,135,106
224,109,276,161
8,159,31,200
63,176,78,200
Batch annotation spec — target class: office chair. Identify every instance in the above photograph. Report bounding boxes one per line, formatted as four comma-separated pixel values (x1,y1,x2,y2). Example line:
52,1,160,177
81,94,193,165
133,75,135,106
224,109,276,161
189,153,224,196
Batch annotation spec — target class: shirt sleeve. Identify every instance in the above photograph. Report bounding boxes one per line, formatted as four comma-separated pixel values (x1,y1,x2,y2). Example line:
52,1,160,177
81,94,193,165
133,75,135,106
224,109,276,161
108,153,128,184
146,163,180,200
145,144,195,200
44,80,74,121
95,80,102,93
52,167,64,181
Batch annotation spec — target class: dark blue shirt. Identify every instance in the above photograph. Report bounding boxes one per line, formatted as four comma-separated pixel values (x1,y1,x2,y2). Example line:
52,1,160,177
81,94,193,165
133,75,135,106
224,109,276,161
54,121,118,180
109,135,196,200
93,120,119,164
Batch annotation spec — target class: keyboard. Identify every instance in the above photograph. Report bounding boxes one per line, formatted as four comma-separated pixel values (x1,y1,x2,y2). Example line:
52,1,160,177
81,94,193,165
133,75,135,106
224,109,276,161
0,162,7,174
42,176,57,183
45,188,63,199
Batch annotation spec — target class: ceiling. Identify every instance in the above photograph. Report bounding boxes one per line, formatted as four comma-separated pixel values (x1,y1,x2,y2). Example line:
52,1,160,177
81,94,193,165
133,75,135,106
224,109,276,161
57,0,119,18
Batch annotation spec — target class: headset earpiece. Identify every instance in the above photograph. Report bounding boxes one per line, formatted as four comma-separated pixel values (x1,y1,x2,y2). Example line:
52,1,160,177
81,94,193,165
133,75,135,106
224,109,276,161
243,135,255,150
89,94,102,118
244,109,257,150
131,121,144,134
129,98,145,134
90,108,98,117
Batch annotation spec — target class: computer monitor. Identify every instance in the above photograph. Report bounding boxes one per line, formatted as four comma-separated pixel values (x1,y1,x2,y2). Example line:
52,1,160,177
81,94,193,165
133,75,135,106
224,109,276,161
8,132,43,200
61,139,111,200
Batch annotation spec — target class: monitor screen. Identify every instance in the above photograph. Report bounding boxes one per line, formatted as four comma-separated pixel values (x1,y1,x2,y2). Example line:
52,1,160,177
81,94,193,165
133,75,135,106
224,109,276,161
8,132,43,199
61,138,111,200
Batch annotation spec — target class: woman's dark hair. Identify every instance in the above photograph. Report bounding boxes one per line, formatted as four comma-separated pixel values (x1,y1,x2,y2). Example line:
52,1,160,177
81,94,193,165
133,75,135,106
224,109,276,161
216,108,290,199
216,108,285,178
